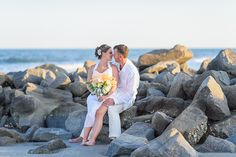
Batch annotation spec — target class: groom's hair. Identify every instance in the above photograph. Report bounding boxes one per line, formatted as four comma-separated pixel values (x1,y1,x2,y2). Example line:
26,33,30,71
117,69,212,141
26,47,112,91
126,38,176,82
113,44,128,58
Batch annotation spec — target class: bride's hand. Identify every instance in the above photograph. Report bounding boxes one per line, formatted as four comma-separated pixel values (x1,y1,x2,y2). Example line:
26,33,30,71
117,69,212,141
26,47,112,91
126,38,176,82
98,96,106,102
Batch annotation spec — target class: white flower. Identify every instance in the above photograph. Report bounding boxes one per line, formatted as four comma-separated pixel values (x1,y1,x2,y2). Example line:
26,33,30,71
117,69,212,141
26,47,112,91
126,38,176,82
97,49,102,56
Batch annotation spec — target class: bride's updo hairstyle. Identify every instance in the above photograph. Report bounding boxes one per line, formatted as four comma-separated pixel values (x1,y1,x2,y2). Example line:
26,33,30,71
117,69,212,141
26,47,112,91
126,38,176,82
95,44,111,59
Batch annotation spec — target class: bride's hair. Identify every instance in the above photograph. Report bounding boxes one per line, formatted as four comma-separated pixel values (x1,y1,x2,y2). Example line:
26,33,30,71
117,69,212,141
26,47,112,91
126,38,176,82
95,44,111,59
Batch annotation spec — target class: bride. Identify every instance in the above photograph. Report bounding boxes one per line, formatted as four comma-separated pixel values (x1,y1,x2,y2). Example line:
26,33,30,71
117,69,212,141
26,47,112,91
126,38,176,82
70,44,119,146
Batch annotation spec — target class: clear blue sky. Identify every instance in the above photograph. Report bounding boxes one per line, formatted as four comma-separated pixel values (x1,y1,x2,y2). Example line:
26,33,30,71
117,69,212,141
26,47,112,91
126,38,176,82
0,0,235,48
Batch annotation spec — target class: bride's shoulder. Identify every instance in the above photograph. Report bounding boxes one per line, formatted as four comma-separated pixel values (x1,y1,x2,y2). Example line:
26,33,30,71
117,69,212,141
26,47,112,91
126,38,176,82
110,63,118,71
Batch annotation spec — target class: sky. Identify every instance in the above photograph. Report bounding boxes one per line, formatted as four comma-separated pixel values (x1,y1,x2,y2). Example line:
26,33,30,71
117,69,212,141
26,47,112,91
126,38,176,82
0,0,235,48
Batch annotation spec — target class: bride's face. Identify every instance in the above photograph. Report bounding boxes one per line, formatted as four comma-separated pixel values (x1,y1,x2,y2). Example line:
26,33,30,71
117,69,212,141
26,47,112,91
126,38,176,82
102,48,113,61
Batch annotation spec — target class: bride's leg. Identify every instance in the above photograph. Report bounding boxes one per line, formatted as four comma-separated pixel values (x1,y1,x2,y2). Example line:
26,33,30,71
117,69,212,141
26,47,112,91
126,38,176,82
82,127,92,145
85,105,108,146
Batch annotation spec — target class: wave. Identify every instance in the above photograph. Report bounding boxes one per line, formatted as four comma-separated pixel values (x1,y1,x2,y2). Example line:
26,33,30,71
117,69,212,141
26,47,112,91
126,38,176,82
0,57,68,63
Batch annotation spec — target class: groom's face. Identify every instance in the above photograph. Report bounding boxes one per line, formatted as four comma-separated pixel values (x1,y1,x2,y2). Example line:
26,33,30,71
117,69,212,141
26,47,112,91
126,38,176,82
113,49,121,63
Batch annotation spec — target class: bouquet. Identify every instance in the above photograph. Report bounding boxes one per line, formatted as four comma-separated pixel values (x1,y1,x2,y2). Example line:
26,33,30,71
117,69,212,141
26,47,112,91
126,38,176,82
87,74,117,97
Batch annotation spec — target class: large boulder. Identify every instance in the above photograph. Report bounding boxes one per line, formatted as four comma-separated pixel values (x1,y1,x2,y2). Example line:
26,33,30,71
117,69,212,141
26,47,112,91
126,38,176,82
210,115,236,138
167,72,192,99
137,44,193,71
165,101,208,145
69,67,87,82
0,72,13,87
193,76,230,121
12,68,55,88
131,128,198,157
0,127,25,142
69,80,88,97
0,136,16,146
46,102,86,129
197,58,212,74
151,111,173,135
47,71,71,89
137,81,168,97
65,109,87,137
207,49,236,77
222,85,236,110
183,70,230,99
197,135,236,153
35,64,68,76
134,96,189,118
153,71,175,88
140,61,180,75
105,122,154,157
32,127,72,142
28,139,67,154
140,73,156,82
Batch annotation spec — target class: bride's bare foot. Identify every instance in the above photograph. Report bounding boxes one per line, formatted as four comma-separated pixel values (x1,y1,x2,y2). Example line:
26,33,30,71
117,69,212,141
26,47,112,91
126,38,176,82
68,137,83,143
84,139,95,146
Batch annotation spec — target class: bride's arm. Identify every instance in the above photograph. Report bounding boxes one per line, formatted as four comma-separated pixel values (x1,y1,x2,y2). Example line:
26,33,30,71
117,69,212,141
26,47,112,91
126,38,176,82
86,65,95,92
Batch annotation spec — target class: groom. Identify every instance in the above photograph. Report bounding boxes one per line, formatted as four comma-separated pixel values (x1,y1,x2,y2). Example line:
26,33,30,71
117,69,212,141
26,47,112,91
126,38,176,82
103,44,140,139
69,44,139,142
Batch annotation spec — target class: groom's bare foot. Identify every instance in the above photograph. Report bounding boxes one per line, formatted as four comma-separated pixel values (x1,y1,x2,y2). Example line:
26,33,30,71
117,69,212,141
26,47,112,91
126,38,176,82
68,137,83,143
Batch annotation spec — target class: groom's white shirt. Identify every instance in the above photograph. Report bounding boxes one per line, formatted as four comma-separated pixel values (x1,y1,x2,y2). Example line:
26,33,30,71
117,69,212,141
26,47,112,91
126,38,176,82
113,59,140,109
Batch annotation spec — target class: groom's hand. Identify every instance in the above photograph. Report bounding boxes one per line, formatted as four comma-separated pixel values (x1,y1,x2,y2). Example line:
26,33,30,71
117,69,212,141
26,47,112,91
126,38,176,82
102,98,115,107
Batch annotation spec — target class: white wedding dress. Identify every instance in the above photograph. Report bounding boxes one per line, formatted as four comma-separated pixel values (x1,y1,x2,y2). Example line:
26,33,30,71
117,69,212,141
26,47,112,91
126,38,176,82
83,62,114,128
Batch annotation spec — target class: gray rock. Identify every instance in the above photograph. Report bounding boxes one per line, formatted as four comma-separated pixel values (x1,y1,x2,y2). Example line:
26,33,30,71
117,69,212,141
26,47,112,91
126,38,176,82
134,96,189,118
165,101,208,145
167,72,192,99
105,133,148,157
141,61,180,75
23,125,39,141
131,128,198,157
210,115,236,138
226,135,236,145
207,49,236,77
120,106,137,129
28,139,67,154
183,70,230,99
140,73,157,82
137,81,168,97
69,80,88,97
146,87,165,97
32,128,72,142
49,71,71,89
153,71,175,88
46,102,85,129
133,114,154,124
0,127,25,142
65,110,87,137
0,136,16,146
137,44,193,71
197,135,236,152
151,111,173,135
197,58,212,74
35,64,68,76
222,85,236,110
230,78,236,85
69,67,87,82
193,76,230,121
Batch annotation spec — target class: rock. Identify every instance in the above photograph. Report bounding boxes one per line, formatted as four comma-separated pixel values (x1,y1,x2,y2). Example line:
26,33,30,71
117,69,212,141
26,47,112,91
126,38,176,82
65,110,87,137
39,71,56,87
105,122,154,157
46,102,85,129
84,60,96,71
137,81,168,97
207,49,236,77
183,70,230,99
106,133,148,157
28,139,67,154
23,125,39,141
12,68,54,88
0,72,13,87
151,111,173,135
230,78,236,85
134,96,189,118
69,67,87,82
193,76,230,121
140,73,156,82
69,80,88,97
120,106,137,129
32,128,72,142
48,71,71,89
0,136,16,146
3,87,15,105
180,63,196,76
96,125,111,144
140,61,180,75
167,72,192,99
146,87,165,97
153,71,175,88
222,85,236,110
226,135,236,145
131,128,198,157
197,135,236,153
137,44,193,71
35,64,68,76
0,127,25,142
197,58,212,74
165,101,208,145
133,114,154,124
210,115,236,138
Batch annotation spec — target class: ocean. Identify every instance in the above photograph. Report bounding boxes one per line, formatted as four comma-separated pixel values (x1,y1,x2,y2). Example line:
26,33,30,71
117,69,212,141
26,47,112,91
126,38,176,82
0,48,235,73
